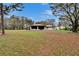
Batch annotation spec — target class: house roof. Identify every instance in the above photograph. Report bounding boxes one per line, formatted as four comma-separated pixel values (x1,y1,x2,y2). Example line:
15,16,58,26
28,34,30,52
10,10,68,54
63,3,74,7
46,25,52,27
31,24,45,26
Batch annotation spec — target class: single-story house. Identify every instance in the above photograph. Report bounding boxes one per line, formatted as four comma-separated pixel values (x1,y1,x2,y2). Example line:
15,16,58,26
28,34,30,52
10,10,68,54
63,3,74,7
25,23,66,30
30,24,53,30
30,24,46,30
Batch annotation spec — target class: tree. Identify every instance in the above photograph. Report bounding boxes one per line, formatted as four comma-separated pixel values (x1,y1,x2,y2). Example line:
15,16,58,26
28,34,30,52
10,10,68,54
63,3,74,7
50,3,79,32
0,3,24,35
10,15,22,30
9,15,33,30
20,16,25,30
10,15,18,30
0,3,4,34
59,16,72,30
47,19,56,27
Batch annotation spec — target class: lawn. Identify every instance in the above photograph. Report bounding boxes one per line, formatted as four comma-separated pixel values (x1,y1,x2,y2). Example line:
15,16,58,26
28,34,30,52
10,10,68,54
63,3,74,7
55,29,72,33
0,30,79,56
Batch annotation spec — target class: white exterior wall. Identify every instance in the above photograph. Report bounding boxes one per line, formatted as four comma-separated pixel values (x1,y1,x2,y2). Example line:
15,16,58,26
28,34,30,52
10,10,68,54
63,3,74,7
47,28,53,30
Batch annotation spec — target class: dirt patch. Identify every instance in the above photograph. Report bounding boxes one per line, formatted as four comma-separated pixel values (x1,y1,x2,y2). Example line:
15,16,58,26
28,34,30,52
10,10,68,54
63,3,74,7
35,31,79,55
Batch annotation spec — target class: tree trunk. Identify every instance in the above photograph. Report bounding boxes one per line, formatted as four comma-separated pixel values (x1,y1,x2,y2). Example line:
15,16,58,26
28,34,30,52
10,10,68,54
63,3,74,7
72,26,78,32
72,22,78,33
22,19,24,30
0,3,5,35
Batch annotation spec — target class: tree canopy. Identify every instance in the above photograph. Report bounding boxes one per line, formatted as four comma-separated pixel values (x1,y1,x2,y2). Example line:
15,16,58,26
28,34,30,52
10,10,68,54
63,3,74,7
0,3,24,34
50,3,79,32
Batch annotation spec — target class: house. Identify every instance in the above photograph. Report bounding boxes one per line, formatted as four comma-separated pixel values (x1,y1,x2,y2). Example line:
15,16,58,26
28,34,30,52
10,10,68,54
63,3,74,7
30,24,46,30
55,26,65,30
30,24,53,30
28,23,66,30
46,25,54,30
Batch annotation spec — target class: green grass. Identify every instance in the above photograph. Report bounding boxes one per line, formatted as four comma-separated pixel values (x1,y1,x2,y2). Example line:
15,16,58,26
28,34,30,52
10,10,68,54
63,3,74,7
55,30,71,33
0,30,79,56
0,30,45,55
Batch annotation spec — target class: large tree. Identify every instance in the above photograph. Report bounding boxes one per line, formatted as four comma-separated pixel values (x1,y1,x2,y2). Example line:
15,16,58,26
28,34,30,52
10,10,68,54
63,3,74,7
0,3,24,35
59,16,72,30
50,3,79,32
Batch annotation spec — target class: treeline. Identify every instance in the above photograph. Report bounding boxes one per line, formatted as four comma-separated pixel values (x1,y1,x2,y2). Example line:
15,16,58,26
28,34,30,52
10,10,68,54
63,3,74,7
0,15,34,30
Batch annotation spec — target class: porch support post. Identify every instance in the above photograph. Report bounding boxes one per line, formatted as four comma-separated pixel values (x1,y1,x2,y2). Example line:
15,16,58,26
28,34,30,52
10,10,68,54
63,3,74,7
30,27,31,30
37,26,39,30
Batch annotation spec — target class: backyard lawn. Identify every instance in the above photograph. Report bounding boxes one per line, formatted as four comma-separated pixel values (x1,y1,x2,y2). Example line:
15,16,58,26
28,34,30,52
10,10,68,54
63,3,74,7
0,30,79,55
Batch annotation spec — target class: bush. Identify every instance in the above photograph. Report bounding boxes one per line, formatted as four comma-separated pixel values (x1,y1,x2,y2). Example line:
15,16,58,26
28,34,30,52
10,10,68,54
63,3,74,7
63,27,71,31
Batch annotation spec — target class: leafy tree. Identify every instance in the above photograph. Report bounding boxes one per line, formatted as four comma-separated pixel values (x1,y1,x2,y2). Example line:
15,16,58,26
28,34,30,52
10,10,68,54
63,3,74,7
0,3,24,34
50,3,79,32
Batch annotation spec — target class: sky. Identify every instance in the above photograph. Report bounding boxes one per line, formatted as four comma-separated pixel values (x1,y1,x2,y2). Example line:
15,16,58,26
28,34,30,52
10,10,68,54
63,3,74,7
8,3,59,22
